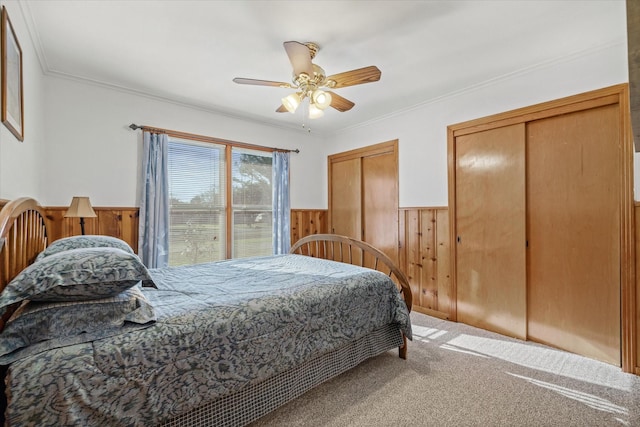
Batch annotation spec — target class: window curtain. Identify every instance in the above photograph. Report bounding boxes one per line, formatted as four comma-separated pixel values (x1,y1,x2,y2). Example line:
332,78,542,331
272,151,290,254
139,131,170,268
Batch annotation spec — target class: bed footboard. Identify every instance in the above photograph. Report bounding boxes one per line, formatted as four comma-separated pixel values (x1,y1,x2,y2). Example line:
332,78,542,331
290,233,412,359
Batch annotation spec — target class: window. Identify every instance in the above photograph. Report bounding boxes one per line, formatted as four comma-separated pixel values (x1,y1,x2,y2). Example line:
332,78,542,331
167,138,273,266
232,148,273,258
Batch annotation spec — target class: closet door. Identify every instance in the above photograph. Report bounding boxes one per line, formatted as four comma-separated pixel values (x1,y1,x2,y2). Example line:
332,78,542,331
527,104,620,365
362,152,398,264
330,158,362,239
328,140,399,263
455,123,527,339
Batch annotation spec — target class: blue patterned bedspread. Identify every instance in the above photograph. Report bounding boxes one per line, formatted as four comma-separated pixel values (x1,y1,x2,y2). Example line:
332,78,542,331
6,254,411,426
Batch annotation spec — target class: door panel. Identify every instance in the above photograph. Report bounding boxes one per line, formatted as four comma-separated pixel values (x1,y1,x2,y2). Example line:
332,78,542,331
330,158,362,239
527,104,620,365
455,123,527,339
363,152,398,264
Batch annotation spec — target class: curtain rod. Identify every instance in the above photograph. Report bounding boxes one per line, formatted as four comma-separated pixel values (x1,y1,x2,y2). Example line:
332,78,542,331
129,124,300,154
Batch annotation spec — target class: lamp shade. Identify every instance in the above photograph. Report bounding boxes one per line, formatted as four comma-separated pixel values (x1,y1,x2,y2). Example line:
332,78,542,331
308,103,325,119
64,197,97,218
311,89,332,110
281,93,301,113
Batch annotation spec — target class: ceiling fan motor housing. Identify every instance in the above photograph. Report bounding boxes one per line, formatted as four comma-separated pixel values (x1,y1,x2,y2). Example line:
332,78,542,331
293,64,328,97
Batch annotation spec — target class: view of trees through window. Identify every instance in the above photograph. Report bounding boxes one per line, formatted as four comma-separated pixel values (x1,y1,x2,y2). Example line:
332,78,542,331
232,148,273,258
167,138,273,266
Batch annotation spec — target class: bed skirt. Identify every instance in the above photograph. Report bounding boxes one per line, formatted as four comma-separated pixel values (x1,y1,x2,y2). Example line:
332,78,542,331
160,323,404,427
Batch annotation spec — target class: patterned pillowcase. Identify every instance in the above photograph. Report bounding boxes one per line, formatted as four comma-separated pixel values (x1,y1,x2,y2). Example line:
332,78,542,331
0,286,156,361
0,247,156,310
36,235,135,261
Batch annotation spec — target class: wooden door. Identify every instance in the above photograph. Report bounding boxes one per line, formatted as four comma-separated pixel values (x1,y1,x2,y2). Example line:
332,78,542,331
362,152,398,264
328,140,399,266
527,104,621,365
455,123,527,339
330,158,362,239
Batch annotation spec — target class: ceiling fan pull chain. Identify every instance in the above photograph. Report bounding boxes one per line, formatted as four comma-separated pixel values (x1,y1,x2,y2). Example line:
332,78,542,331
301,101,311,133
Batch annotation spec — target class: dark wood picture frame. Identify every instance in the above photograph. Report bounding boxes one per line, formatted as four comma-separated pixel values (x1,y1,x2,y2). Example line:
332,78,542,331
1,6,24,141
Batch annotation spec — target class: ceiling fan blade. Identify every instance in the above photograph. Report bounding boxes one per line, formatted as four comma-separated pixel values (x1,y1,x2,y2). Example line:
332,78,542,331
325,66,381,89
233,78,293,88
283,41,314,77
327,91,355,112
276,105,288,113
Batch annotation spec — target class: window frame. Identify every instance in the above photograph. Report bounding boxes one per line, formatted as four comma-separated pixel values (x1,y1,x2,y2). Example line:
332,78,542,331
167,135,277,262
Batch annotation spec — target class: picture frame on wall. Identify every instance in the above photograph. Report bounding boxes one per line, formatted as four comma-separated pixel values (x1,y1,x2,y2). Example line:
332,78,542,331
1,6,24,141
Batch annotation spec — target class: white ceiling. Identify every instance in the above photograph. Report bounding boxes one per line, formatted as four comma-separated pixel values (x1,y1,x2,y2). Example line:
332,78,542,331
20,0,627,135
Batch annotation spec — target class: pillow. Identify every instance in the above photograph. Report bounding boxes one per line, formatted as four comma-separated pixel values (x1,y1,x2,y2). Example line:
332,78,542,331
36,235,135,261
0,247,156,310
0,286,156,361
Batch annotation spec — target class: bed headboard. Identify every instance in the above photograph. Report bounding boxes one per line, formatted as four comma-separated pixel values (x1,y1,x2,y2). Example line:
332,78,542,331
0,197,48,329
290,233,413,312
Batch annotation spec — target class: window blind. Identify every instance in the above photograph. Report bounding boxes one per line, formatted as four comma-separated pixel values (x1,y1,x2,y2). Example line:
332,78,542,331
167,139,226,266
167,139,274,265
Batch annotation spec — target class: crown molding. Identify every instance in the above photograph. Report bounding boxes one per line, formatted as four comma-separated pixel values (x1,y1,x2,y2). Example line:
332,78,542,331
19,1,49,74
326,39,626,137
19,2,625,140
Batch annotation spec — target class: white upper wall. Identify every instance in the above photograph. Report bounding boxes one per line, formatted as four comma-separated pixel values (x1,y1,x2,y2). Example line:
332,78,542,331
42,76,325,208
1,0,634,209
324,41,630,208
0,0,45,201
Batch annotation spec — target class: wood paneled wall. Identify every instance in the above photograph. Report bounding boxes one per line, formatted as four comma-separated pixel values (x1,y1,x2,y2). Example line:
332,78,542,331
290,209,328,246
41,207,328,257
40,207,328,254
399,208,451,319
5,199,638,372
291,207,452,318
43,207,139,252
33,204,452,320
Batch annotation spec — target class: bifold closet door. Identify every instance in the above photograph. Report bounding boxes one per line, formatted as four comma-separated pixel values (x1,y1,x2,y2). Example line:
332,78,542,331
526,104,620,366
362,152,399,265
329,141,399,266
330,158,362,239
455,123,527,339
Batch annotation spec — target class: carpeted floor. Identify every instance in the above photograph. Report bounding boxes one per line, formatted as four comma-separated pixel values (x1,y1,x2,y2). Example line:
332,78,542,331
250,312,640,426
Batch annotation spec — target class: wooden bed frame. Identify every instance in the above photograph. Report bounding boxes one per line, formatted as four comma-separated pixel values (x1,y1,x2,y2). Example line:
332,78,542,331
0,197,412,425
0,197,48,330
290,233,412,358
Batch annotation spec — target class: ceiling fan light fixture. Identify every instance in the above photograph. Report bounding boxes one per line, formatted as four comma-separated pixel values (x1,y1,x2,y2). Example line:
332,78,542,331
233,41,381,119
308,103,324,119
282,92,301,113
312,89,332,110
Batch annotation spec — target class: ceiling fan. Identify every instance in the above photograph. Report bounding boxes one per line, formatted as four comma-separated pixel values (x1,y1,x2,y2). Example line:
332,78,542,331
233,41,381,119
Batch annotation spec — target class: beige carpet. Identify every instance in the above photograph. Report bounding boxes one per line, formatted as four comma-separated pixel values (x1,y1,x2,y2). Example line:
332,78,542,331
250,312,640,426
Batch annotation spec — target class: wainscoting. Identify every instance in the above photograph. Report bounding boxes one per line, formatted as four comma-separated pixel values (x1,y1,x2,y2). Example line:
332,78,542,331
38,207,329,253
34,205,451,318
399,208,451,319
291,207,452,319
290,209,328,246
4,200,639,372
42,207,328,257
43,207,139,251
0,200,139,253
